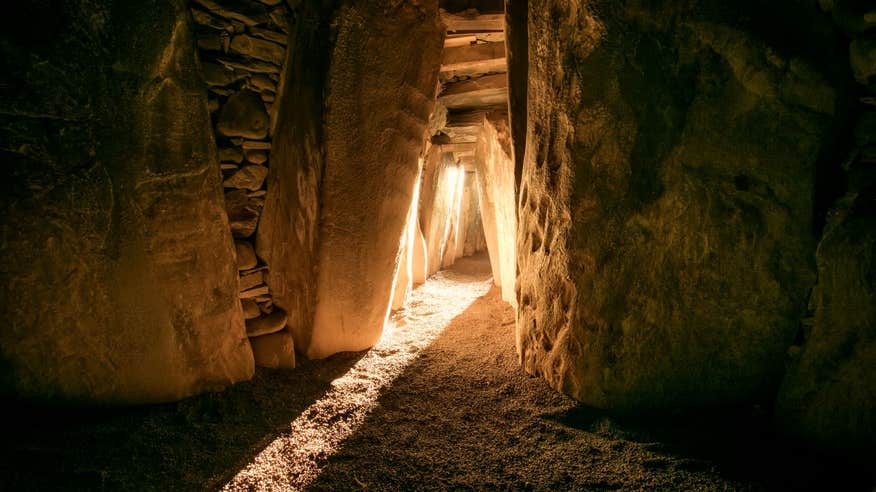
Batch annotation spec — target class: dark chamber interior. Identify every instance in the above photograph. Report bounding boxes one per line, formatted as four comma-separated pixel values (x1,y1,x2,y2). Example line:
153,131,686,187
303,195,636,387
0,0,874,490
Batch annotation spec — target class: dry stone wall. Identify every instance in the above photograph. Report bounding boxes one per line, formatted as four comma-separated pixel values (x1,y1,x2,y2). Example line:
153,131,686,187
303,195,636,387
191,0,297,369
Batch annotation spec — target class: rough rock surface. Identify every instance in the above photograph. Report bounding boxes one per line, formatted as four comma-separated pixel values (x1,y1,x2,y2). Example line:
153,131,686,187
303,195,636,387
462,177,487,257
475,116,516,306
255,3,329,353
249,330,296,369
411,217,428,285
776,183,876,459
850,36,876,86
193,0,295,362
235,241,258,270
514,0,844,410
224,164,269,191
420,148,458,277
0,0,253,403
306,0,444,358
216,90,270,139
246,309,288,337
225,189,262,238
391,183,423,310
773,1,876,458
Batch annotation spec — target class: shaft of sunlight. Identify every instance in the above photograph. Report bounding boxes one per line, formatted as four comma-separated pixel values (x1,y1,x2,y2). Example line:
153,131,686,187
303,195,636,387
222,269,492,491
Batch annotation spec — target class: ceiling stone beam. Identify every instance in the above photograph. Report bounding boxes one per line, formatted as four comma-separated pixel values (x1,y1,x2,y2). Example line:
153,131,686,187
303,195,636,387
438,142,476,154
444,33,506,48
441,11,505,32
442,41,506,65
438,74,508,109
440,42,507,81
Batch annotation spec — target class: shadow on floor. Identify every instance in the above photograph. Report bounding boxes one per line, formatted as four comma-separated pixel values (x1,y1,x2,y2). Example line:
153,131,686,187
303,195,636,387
305,287,874,491
0,350,365,491
2,266,873,491
541,403,874,491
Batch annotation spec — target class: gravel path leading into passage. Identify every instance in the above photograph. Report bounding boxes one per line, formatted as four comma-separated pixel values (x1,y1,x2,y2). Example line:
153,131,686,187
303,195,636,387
0,254,869,491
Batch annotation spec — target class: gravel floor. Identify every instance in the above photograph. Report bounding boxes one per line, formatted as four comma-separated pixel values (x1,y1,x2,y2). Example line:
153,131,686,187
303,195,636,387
1,254,872,491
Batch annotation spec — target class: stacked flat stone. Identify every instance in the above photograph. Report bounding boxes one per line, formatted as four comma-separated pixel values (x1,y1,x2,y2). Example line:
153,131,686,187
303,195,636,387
192,0,295,370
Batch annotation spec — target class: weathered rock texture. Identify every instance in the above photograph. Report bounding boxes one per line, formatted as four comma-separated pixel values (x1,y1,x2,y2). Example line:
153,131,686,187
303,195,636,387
307,0,444,358
421,149,460,277
440,164,466,269
192,0,301,366
776,184,876,457
463,178,488,257
411,216,429,285
253,2,330,355
475,114,516,306
391,172,424,310
0,0,253,403
514,1,844,411
775,0,876,459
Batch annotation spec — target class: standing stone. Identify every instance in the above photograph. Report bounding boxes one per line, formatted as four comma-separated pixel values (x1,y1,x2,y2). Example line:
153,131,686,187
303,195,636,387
475,116,516,306
420,150,459,277
216,90,270,139
514,0,844,411
255,2,329,353
776,184,876,460
411,216,428,285
0,0,254,404
305,0,444,358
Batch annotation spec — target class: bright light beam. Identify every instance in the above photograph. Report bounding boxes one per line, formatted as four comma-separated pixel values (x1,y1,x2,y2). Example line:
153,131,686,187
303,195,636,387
222,270,493,491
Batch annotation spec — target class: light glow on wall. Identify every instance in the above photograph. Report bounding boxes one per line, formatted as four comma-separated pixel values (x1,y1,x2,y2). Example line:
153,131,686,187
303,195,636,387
222,267,492,491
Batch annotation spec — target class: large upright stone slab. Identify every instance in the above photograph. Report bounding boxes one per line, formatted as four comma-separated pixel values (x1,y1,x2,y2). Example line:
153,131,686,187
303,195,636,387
776,183,876,460
0,0,253,403
420,149,459,278
514,0,844,411
306,0,444,358
256,3,328,354
475,116,516,307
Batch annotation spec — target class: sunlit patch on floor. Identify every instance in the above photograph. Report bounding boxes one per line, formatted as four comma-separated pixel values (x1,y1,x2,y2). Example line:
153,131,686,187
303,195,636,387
223,267,493,491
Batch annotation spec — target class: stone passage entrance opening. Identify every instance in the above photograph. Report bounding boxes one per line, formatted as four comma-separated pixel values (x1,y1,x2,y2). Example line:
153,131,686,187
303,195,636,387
389,2,518,322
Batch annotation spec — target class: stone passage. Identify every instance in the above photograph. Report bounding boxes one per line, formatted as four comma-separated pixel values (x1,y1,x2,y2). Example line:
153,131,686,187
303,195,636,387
415,5,516,308
191,0,296,369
